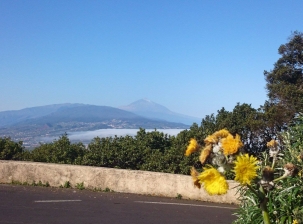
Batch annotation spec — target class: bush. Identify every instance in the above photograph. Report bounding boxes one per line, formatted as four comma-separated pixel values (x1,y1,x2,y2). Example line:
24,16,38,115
0,137,24,160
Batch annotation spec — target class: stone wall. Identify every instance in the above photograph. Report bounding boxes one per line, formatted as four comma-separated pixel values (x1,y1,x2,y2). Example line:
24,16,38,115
0,160,239,204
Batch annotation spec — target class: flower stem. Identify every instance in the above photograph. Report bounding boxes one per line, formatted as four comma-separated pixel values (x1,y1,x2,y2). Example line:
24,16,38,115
259,185,271,224
261,205,270,224
247,184,262,198
273,174,287,182
271,156,276,169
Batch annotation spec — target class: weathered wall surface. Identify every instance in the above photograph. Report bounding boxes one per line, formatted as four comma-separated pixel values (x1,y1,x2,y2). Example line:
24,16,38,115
0,160,239,204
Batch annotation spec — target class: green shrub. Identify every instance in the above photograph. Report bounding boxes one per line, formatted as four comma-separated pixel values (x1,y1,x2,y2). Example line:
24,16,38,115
0,137,24,160
76,182,85,190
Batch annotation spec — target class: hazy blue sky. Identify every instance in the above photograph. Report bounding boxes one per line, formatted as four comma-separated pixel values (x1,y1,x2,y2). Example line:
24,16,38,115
1,1,302,118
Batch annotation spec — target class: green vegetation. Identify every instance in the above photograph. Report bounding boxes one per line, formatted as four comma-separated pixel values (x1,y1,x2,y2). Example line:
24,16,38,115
104,187,111,192
176,193,182,200
0,137,24,160
264,31,303,126
11,180,50,187
60,181,71,188
233,113,303,224
76,182,85,190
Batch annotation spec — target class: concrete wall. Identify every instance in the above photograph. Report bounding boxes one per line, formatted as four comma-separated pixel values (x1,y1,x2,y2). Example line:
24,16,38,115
0,160,240,204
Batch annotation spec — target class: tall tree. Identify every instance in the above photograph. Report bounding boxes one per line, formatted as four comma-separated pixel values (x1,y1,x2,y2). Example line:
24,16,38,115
264,31,303,123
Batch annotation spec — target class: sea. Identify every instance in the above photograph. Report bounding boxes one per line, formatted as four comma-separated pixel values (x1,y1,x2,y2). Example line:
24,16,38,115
40,129,185,145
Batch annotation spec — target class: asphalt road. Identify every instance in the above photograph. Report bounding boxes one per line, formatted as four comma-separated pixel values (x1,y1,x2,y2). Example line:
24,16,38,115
0,184,238,224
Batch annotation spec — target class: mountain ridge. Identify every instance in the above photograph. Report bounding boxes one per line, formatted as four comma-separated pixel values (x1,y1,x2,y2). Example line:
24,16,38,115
0,99,201,127
0,101,193,148
119,99,201,125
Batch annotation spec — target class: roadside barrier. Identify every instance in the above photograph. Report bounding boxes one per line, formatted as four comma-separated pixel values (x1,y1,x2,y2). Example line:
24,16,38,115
0,160,239,204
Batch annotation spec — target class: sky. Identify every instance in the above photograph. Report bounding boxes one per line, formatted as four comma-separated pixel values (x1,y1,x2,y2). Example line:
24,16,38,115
1,1,303,119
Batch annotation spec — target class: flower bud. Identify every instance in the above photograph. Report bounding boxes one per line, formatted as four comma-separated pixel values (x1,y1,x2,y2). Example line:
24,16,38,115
283,163,299,177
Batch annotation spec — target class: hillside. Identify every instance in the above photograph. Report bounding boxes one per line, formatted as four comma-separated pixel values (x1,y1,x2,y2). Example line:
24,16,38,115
0,103,85,127
0,104,189,148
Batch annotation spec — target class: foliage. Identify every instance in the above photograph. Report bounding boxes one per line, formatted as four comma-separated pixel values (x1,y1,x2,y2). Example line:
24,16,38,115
81,128,198,174
27,133,86,164
176,193,182,200
0,137,24,160
233,113,303,224
264,31,303,125
11,180,50,187
61,181,71,188
185,113,303,223
76,182,85,190
197,104,276,155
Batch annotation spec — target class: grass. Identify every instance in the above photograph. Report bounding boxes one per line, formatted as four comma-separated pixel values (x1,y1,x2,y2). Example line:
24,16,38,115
176,193,183,200
10,180,114,193
76,182,85,190
11,180,50,187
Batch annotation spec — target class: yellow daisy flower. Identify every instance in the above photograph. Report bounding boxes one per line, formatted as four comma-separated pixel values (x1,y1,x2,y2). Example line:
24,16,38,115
233,154,259,185
221,134,243,156
204,135,217,145
213,129,230,139
204,129,230,145
199,144,212,164
198,166,229,195
185,138,200,156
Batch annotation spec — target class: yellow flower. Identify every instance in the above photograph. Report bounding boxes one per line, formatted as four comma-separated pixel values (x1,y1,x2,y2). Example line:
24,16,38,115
198,166,229,195
199,144,212,164
214,129,230,139
292,219,299,224
185,138,200,156
221,134,243,155
190,167,201,189
233,154,259,185
204,129,230,145
204,135,217,145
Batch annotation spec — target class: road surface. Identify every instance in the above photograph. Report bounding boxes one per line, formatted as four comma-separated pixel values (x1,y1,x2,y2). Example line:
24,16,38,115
0,184,238,224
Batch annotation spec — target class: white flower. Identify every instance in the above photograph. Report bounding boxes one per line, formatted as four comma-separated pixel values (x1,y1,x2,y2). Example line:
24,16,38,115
217,166,225,173
212,142,222,153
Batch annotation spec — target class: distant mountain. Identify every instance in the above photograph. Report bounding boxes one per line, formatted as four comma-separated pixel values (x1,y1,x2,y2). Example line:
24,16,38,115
0,104,189,148
0,104,190,130
0,103,85,127
119,99,201,125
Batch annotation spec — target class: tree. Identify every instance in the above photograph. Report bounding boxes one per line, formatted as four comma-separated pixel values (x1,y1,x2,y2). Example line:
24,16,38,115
264,31,303,123
29,134,85,164
0,137,24,160
196,104,276,154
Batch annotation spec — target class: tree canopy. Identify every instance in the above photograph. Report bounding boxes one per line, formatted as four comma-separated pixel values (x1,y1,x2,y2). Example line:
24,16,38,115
264,31,303,124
